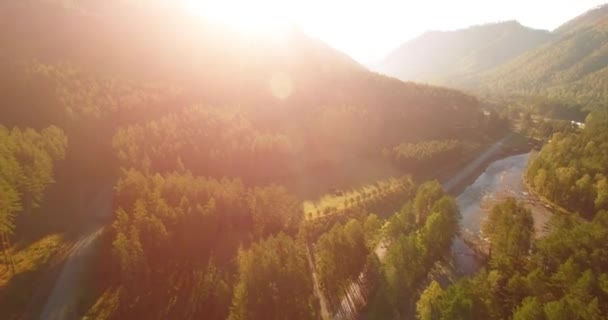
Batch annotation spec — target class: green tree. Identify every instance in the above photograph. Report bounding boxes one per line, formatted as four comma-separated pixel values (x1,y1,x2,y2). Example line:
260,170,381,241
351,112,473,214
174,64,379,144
363,213,382,248
543,299,574,320
247,185,300,237
483,198,534,272
417,281,443,320
594,175,608,210
437,281,474,320
413,180,444,224
229,233,314,320
419,197,460,260
513,297,544,320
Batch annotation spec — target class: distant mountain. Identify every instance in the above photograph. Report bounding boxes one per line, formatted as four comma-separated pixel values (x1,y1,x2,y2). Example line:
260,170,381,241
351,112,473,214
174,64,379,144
479,4,608,105
375,21,554,85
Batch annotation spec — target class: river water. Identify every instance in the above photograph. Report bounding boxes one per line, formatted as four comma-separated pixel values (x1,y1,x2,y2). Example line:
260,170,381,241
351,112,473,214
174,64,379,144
451,152,553,275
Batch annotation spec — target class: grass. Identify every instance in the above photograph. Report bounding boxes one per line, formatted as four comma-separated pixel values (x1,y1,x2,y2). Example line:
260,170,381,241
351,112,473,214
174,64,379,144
82,286,122,320
0,234,65,286
302,176,412,221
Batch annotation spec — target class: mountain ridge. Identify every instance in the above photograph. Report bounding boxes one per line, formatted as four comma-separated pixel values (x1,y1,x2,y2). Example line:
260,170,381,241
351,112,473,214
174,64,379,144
375,20,555,84
476,4,608,105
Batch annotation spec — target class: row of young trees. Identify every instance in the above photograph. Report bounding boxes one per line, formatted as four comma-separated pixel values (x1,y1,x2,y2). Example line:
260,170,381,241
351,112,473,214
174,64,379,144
417,199,608,319
527,110,608,217
0,125,66,273
365,181,461,318
305,176,415,222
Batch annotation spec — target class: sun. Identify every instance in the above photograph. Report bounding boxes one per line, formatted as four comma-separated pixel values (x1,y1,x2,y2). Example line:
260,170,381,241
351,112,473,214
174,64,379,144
180,0,296,35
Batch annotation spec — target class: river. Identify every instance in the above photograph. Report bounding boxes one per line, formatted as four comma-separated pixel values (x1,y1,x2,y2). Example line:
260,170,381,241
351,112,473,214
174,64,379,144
451,152,553,275
331,150,553,319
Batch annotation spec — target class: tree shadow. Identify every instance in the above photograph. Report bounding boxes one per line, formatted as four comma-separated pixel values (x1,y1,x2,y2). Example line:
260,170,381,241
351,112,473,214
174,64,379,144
0,269,39,319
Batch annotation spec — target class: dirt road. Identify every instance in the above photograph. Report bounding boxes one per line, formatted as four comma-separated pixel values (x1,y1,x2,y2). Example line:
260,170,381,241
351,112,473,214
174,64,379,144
38,185,113,320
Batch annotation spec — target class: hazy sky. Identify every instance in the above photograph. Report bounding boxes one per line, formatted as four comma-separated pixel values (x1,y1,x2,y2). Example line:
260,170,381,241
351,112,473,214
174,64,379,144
183,0,607,63
297,0,607,63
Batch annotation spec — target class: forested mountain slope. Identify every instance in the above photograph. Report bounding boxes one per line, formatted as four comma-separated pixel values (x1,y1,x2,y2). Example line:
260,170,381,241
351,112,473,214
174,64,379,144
376,4,608,107
555,4,608,35
375,21,554,85
527,110,608,217
480,5,608,105
0,0,493,185
0,1,501,319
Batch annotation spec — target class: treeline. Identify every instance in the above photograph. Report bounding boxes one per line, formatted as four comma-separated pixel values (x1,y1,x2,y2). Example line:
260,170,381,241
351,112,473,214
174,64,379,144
365,181,461,318
416,198,608,319
0,125,66,272
520,113,577,140
527,110,608,217
110,99,492,186
384,140,464,169
112,106,295,182
0,60,181,129
0,59,184,181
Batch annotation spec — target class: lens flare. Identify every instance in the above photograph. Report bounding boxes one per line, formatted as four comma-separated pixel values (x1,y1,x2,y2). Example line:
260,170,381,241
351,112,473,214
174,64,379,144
269,72,293,100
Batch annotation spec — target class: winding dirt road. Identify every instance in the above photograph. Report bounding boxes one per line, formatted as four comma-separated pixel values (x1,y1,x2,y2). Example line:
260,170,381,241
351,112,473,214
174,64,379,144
38,185,113,320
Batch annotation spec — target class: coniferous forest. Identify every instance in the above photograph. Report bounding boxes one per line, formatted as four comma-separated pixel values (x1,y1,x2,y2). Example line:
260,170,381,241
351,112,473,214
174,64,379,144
1,1,608,320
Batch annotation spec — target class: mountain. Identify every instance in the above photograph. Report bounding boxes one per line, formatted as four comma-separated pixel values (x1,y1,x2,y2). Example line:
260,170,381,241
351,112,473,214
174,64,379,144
375,21,554,85
479,4,608,105
1,0,484,140
0,1,496,200
555,4,608,35
0,2,505,319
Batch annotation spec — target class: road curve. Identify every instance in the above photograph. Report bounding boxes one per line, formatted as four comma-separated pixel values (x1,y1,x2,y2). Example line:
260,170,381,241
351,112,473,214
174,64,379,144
39,185,113,320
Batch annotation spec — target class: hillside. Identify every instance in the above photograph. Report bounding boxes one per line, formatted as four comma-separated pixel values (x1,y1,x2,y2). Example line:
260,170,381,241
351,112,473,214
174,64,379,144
1,0,491,182
6,2,495,158
479,4,608,105
555,3,608,35
375,21,554,85
0,2,502,319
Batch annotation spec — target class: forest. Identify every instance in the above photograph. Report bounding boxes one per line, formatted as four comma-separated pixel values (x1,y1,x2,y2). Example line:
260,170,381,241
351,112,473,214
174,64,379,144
0,126,66,272
0,1,501,319
527,110,608,217
384,140,468,170
1,1,607,320
415,199,608,319
414,76,608,319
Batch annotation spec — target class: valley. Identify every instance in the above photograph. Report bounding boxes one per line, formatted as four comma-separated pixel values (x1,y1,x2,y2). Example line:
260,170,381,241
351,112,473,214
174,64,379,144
1,1,607,320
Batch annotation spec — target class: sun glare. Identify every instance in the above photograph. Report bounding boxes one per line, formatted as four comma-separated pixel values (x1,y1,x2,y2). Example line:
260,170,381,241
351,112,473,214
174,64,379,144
181,0,295,36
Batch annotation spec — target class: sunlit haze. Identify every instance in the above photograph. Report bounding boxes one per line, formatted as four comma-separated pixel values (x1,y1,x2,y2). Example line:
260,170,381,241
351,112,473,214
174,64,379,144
3,0,608,319
181,0,607,62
